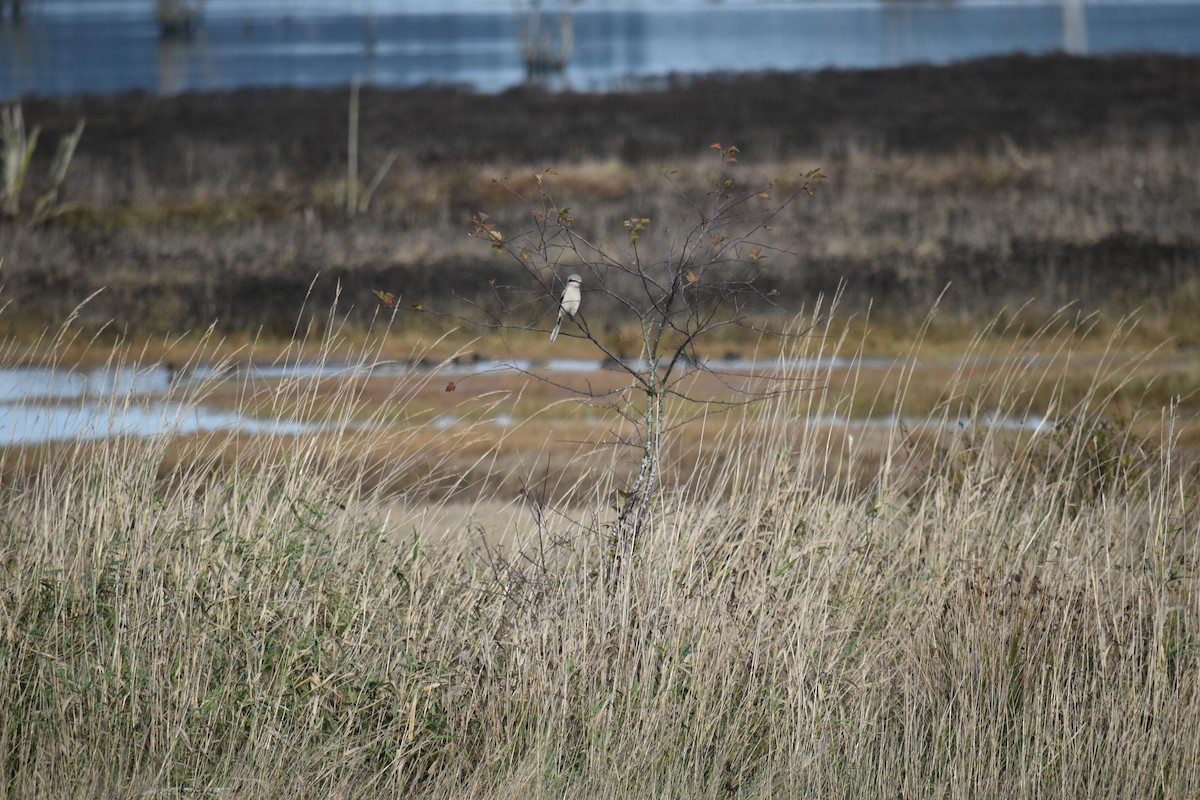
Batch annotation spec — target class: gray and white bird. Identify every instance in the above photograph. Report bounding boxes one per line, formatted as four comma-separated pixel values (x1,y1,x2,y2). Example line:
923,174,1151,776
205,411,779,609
549,274,582,342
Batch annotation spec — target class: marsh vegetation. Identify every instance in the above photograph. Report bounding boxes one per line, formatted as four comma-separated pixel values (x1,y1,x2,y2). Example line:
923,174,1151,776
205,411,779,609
0,53,1198,796
0,304,1197,797
2,53,1197,343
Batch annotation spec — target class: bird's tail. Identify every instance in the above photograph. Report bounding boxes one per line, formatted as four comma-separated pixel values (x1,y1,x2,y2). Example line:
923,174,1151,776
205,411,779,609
550,309,564,341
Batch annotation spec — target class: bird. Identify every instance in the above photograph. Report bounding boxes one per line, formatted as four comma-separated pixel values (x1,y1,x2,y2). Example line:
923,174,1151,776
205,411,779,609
550,274,582,342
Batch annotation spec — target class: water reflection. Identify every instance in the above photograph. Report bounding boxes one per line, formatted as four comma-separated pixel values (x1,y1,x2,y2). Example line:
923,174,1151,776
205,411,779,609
0,400,323,446
0,362,327,445
0,355,1058,446
0,364,170,403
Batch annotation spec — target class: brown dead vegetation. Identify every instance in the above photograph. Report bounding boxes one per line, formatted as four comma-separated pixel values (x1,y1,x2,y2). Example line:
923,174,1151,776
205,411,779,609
0,53,1197,345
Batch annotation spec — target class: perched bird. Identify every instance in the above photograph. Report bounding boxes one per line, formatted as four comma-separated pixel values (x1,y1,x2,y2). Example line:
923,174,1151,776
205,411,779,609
550,274,582,342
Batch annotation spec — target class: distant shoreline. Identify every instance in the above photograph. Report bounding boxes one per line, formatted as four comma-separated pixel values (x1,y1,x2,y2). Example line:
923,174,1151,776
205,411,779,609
17,52,1200,162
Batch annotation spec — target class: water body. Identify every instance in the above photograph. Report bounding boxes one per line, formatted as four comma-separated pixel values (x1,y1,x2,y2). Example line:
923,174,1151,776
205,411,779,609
0,363,331,445
0,400,328,446
0,356,1052,445
2,0,1198,98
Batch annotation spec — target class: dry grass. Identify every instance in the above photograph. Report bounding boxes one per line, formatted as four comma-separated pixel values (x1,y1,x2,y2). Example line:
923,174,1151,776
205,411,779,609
0,303,1197,797
3,86,1199,344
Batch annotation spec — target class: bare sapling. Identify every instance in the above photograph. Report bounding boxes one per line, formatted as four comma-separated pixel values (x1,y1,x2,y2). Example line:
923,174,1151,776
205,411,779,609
450,144,825,581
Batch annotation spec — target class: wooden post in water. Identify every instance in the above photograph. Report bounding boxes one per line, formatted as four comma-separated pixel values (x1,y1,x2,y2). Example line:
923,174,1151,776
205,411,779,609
156,0,206,38
517,0,572,79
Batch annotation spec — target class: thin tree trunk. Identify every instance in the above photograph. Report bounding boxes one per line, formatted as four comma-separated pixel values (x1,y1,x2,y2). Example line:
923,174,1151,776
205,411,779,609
611,384,663,581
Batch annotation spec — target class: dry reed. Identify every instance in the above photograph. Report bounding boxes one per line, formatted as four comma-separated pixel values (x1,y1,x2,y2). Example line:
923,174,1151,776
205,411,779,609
0,303,1195,798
